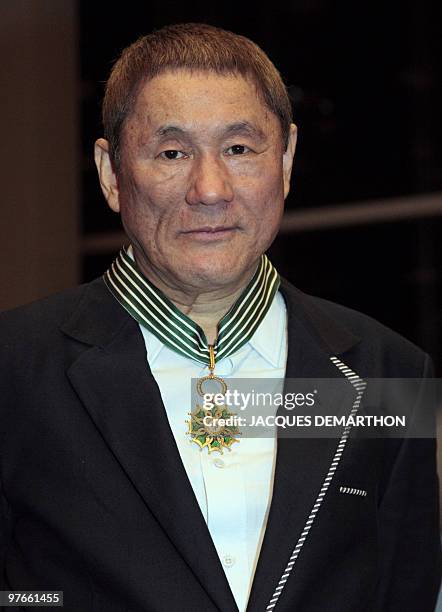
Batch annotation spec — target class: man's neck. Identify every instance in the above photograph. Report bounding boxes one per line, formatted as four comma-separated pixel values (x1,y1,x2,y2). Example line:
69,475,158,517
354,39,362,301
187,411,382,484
132,250,257,345
170,284,251,345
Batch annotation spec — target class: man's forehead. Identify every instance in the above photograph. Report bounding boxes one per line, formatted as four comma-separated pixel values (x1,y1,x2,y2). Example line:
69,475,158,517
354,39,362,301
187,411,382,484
127,69,276,138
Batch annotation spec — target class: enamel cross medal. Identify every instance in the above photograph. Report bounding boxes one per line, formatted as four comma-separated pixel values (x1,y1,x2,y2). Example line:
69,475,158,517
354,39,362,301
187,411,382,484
186,345,241,453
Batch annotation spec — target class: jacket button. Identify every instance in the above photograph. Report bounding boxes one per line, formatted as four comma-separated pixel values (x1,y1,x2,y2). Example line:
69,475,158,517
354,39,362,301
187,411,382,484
213,458,225,468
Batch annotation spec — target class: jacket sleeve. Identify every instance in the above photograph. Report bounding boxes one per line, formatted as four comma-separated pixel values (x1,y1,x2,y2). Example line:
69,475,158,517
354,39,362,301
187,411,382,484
374,353,441,611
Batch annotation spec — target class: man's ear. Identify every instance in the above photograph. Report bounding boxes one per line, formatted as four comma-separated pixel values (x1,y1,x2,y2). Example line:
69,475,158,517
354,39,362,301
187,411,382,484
94,138,120,213
282,123,298,199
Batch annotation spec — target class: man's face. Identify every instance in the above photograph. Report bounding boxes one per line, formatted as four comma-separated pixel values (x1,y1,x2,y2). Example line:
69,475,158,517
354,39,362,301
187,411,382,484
97,69,296,292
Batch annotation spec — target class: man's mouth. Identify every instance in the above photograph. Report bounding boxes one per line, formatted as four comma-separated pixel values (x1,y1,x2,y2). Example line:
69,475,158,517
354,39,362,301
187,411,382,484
182,226,238,240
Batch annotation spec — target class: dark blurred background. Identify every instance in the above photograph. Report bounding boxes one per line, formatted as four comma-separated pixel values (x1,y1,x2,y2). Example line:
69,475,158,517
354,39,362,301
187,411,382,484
1,0,441,368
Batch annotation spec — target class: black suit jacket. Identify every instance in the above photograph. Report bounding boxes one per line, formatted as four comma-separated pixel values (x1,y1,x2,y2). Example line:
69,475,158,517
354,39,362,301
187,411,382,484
0,276,440,611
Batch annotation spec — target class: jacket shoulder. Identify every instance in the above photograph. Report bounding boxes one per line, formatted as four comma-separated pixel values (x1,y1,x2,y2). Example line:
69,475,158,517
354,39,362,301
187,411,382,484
281,280,429,377
316,295,428,376
0,278,103,346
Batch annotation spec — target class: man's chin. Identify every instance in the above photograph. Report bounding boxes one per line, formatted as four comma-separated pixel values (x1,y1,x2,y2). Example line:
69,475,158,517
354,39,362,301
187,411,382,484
177,256,257,292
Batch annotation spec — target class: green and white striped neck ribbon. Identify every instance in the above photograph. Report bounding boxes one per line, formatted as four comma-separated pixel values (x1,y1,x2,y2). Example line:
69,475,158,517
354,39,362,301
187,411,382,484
104,246,280,367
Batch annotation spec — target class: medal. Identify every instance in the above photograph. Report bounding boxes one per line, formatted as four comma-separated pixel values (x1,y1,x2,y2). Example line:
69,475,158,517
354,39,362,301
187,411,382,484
186,345,241,453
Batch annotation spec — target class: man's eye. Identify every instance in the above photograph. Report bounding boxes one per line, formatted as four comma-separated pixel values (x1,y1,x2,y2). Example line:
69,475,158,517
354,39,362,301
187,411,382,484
160,150,186,160
226,144,250,156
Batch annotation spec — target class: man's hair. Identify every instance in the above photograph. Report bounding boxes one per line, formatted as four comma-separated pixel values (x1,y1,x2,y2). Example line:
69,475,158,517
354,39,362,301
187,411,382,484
102,23,293,168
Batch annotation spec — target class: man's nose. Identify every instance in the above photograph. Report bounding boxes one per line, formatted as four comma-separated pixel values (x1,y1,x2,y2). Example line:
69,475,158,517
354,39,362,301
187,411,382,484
186,154,234,206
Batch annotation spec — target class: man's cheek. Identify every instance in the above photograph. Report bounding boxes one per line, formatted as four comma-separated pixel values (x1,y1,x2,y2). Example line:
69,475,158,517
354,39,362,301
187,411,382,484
147,180,184,207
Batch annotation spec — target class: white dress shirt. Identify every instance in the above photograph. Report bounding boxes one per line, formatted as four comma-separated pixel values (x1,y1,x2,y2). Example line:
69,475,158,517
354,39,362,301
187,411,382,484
138,290,287,611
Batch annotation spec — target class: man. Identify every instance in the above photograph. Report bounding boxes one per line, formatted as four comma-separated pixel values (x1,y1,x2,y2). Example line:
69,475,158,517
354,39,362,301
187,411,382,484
0,23,440,612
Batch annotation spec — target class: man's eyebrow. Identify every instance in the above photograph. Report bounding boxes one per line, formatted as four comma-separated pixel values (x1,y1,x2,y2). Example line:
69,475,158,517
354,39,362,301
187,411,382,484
155,125,187,138
222,121,267,141
154,121,267,141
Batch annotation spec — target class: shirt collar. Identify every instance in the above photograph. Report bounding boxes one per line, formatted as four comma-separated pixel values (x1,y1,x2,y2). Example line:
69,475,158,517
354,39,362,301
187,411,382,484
246,291,286,367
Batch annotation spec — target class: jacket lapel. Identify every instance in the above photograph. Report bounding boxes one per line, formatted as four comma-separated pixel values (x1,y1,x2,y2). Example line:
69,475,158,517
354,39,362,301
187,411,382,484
62,278,238,612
